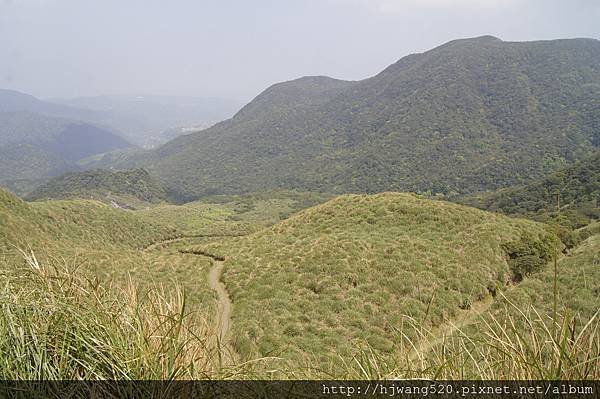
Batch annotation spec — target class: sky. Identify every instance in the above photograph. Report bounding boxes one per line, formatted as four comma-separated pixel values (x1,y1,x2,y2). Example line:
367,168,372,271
1,0,599,102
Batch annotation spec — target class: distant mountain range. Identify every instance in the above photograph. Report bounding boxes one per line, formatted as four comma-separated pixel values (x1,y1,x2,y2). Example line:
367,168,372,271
0,110,132,194
0,89,242,194
51,95,242,147
103,36,600,201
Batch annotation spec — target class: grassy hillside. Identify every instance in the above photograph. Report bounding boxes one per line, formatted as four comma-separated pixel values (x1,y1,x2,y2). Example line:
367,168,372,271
0,188,175,252
1,188,597,379
108,36,600,201
419,229,600,379
456,152,599,229
28,168,169,207
189,193,561,371
135,191,333,237
0,188,225,379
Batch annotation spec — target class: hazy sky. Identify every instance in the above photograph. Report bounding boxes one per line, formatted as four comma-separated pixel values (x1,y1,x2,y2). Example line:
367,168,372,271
1,0,599,102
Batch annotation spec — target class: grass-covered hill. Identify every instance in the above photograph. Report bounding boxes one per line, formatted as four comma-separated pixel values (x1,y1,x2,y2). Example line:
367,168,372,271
28,168,169,207
428,226,600,379
0,188,175,252
0,111,132,194
192,193,561,370
0,188,223,379
1,187,597,379
108,36,600,201
457,152,599,228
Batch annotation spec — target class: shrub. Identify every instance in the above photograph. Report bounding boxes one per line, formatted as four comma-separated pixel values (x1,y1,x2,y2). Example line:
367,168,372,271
503,232,559,282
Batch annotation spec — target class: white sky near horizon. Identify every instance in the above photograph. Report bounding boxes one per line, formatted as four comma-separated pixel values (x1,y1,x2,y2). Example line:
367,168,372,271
1,0,599,102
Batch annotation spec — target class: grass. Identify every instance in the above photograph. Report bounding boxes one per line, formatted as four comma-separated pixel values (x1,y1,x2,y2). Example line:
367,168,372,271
0,188,224,379
190,193,565,372
1,187,597,380
135,190,333,236
0,253,215,379
407,233,600,379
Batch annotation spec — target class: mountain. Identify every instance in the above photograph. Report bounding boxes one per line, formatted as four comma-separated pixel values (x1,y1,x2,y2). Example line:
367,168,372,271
28,168,169,206
0,89,241,148
0,143,75,181
0,111,132,194
0,112,131,161
457,151,599,228
0,89,102,121
52,95,243,147
106,36,600,202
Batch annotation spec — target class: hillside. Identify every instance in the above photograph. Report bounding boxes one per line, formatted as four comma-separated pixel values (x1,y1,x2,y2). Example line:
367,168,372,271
0,111,132,194
0,89,100,120
107,36,600,201
0,144,75,184
0,188,223,379
1,187,597,379
430,228,600,379
0,188,175,252
457,152,600,228
28,168,169,206
190,193,560,370
0,112,131,161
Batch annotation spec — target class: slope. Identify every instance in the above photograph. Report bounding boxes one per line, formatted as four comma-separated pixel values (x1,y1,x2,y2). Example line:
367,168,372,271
0,188,221,379
109,36,600,201
0,111,131,161
0,89,100,121
186,193,560,370
0,111,132,194
28,168,169,207
428,227,600,379
456,152,599,228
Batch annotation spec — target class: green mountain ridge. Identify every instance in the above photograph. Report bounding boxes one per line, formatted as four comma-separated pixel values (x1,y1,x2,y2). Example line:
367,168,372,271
103,36,600,201
457,151,600,228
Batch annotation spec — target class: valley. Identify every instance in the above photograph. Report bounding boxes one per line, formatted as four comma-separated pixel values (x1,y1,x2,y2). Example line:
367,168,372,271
0,35,598,382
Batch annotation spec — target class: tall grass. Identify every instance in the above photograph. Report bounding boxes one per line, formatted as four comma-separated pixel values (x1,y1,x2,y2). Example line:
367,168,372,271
0,249,223,380
410,299,599,379
1,247,597,380
262,302,599,380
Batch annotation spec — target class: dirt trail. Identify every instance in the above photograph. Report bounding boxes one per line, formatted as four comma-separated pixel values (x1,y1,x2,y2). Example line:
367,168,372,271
410,295,494,362
142,237,238,365
208,260,236,363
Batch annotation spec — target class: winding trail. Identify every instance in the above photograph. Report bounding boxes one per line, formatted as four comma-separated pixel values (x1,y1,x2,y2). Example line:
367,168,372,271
208,260,236,363
142,235,240,365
